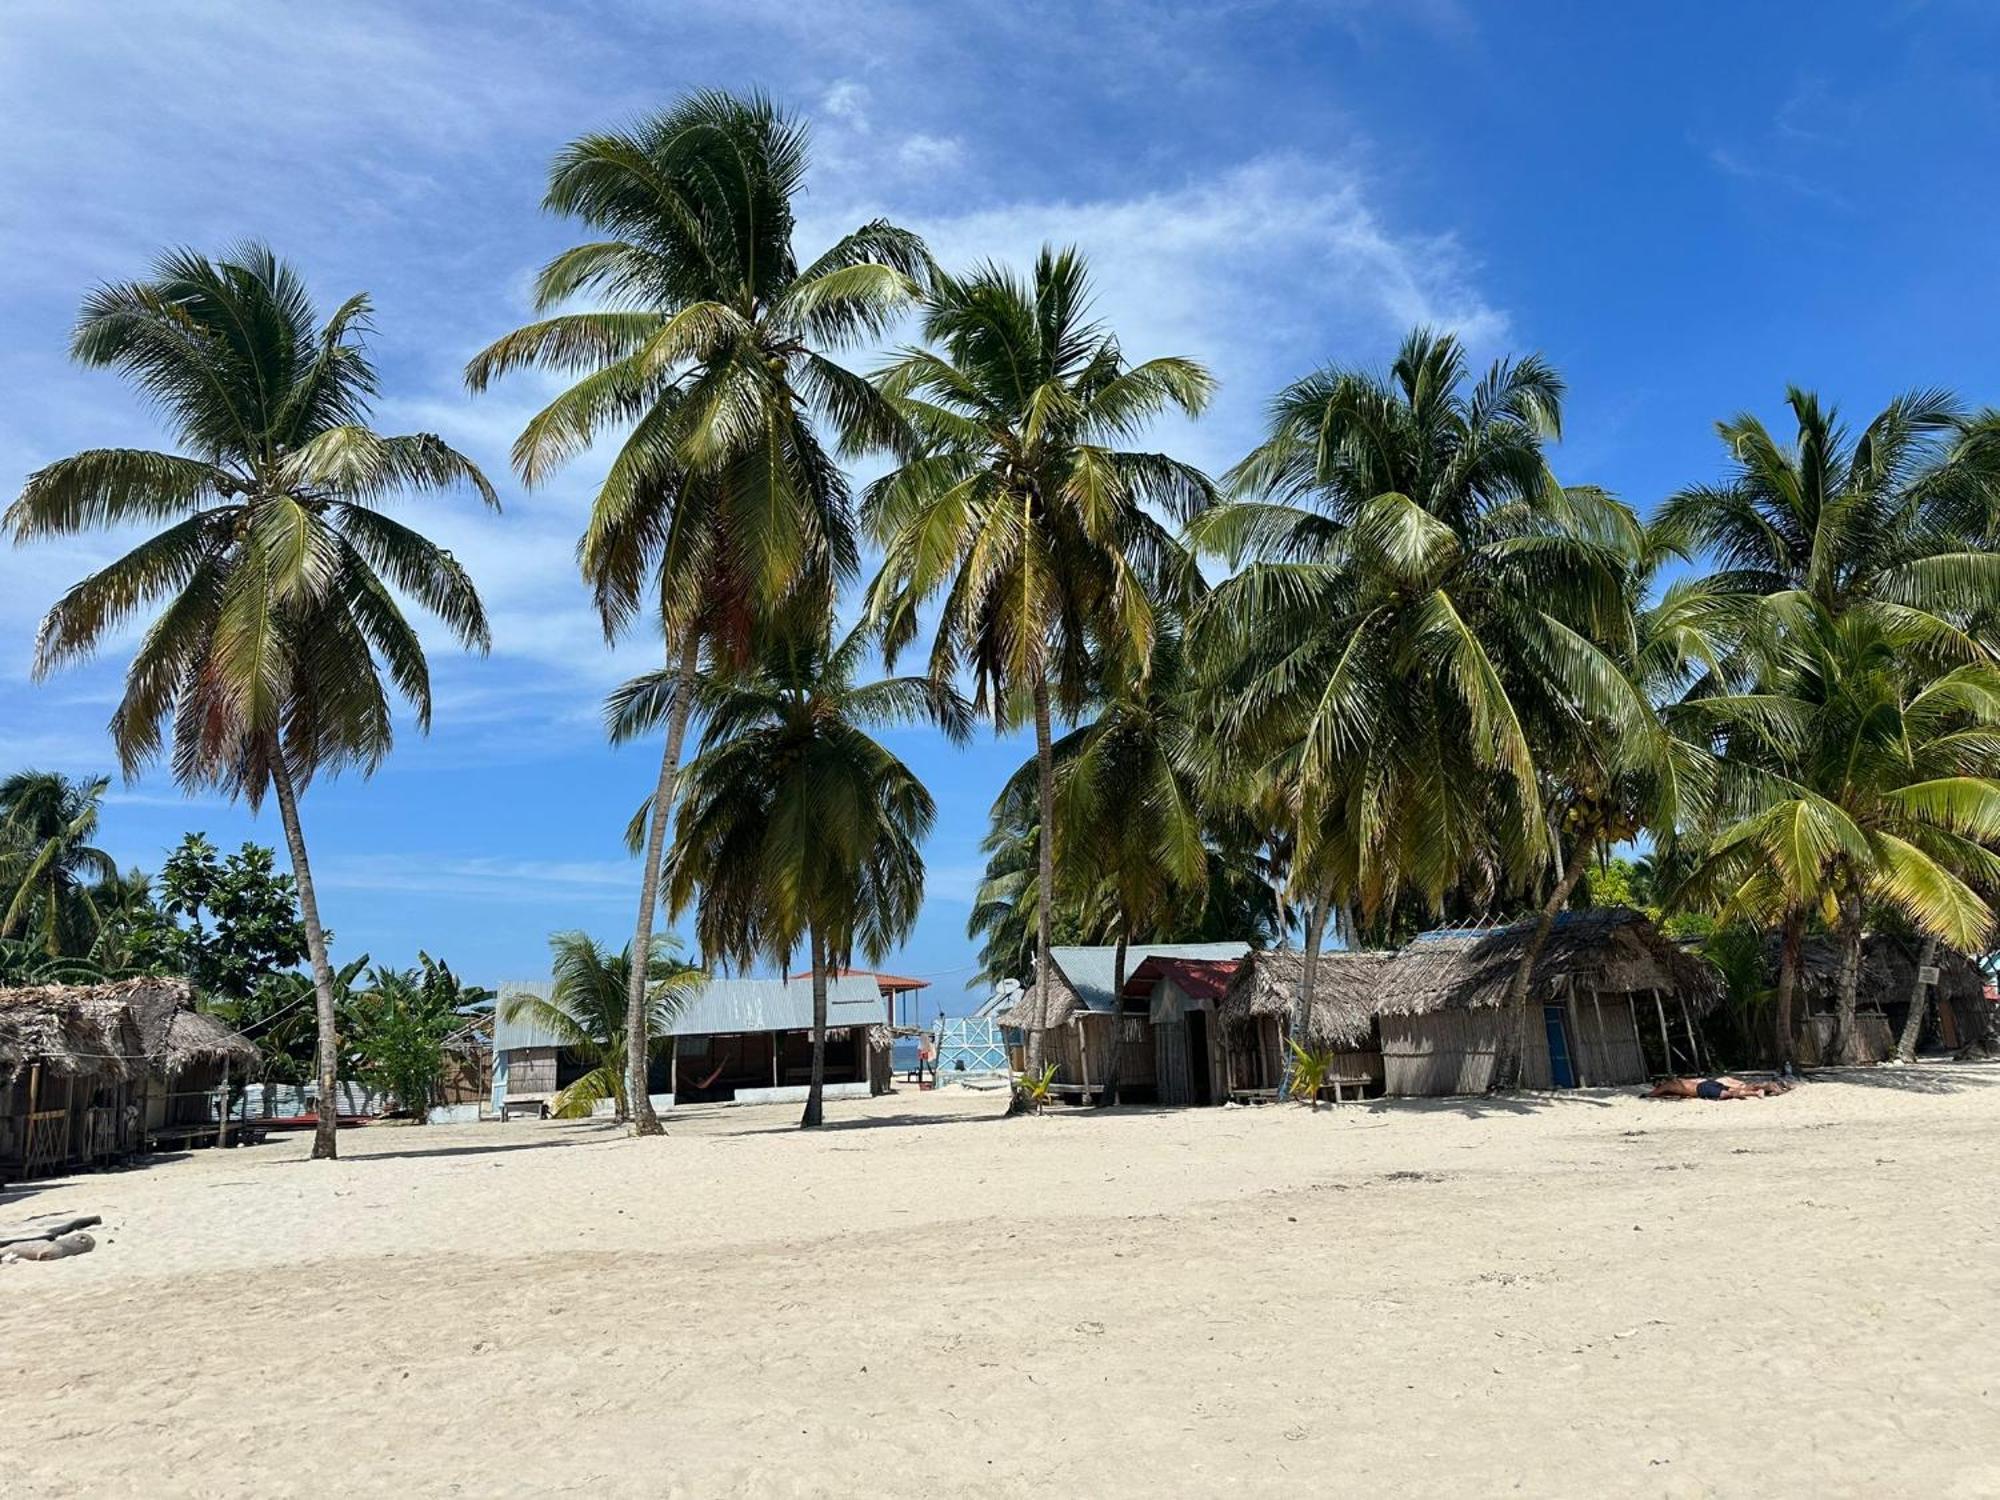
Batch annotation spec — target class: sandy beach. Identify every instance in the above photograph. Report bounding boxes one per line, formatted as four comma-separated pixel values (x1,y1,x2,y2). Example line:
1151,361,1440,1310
5,1066,1998,1498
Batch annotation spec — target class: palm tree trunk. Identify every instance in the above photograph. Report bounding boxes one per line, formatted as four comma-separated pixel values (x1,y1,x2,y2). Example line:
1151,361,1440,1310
624,633,699,1139
1027,670,1057,1078
1497,834,1590,1089
1295,890,1332,1111
1099,926,1130,1107
1774,908,1804,1067
267,751,341,1162
1895,932,1939,1063
1832,888,1865,1065
802,925,829,1129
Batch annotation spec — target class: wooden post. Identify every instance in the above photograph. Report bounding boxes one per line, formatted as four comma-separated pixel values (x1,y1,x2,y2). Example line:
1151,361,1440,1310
771,1036,779,1089
1678,994,1705,1075
1652,988,1675,1076
1590,992,1608,1083
215,1058,231,1150
1076,1018,1091,1098
1565,997,1588,1087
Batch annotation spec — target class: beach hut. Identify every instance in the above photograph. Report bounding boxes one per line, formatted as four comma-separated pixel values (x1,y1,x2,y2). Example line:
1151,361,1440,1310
0,980,150,1175
1121,954,1241,1105
0,979,262,1175
1370,909,1723,1095
1213,950,1394,1101
995,942,1250,1103
1783,935,1992,1064
491,973,892,1116
127,981,262,1146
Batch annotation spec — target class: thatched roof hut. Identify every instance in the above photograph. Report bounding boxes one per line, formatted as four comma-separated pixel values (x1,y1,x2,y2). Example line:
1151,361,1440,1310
1217,950,1393,1049
0,981,151,1082
1373,909,1723,1017
1777,934,1986,1012
992,970,1082,1032
1774,933,1992,1061
1370,909,1722,1095
0,978,258,1083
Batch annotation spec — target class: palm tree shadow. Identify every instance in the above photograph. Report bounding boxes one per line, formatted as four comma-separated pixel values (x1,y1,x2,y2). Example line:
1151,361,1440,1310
343,1125,627,1162
1801,1062,2000,1095
1362,1090,1620,1120
732,1110,994,1137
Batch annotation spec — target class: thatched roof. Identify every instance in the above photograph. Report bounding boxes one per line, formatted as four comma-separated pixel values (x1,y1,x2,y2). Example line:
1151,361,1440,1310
0,981,151,1081
1778,934,1988,1011
0,978,258,1081
1373,909,1723,1017
1216,950,1392,1048
992,969,1083,1032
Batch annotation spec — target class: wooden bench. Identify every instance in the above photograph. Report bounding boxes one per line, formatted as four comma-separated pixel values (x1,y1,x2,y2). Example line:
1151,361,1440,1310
501,1097,549,1121
1047,1082,1108,1103
1228,1087,1281,1105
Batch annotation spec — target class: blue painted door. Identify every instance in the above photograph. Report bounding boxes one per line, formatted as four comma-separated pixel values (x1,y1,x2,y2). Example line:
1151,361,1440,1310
1542,1005,1577,1088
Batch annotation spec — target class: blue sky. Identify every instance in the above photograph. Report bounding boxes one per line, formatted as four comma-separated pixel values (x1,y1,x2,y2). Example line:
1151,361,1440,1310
4,1,1998,1007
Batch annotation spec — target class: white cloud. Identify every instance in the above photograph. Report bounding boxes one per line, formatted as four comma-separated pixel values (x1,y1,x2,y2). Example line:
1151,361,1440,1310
816,153,1508,477
897,133,964,172
822,79,872,129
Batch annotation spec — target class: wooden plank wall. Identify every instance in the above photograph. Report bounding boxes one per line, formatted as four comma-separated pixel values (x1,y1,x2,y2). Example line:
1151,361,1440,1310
506,1047,558,1095
1155,1018,1193,1105
1380,1010,1552,1096
1571,995,1646,1084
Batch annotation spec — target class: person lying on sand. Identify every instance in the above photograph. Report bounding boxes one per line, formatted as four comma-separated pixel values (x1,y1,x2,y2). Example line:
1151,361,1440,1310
1648,1075,1791,1101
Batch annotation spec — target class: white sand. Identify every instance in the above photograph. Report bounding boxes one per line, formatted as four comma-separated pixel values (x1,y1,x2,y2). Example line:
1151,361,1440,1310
5,1065,1998,1497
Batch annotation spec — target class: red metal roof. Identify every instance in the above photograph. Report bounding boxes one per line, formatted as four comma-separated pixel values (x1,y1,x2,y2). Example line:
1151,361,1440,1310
785,967,931,993
1123,955,1241,1002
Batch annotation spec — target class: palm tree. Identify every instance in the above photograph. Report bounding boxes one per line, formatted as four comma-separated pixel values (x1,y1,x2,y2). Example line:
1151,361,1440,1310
1050,636,1212,998
0,938,118,987
1656,386,2000,1065
643,619,967,1126
1189,329,1644,1056
466,90,928,1137
965,778,1048,995
1682,607,2000,1062
0,771,118,956
1485,540,1740,1079
864,247,1215,1067
1655,386,2000,653
7,245,496,1159
500,931,703,1120
982,631,1217,1100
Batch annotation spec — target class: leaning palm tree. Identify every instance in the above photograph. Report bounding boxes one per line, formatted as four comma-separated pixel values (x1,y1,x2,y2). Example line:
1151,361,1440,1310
0,771,119,956
643,619,967,1127
864,246,1215,1067
1189,328,1645,1056
7,245,496,1159
466,90,928,1136
500,931,703,1120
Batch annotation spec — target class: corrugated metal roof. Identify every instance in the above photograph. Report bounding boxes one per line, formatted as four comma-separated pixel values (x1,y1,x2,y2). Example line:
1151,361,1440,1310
1046,942,1251,1014
493,974,884,1052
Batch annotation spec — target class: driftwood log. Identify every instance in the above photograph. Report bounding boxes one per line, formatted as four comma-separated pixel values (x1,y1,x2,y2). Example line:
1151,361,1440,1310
0,1214,102,1248
4,1231,96,1261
